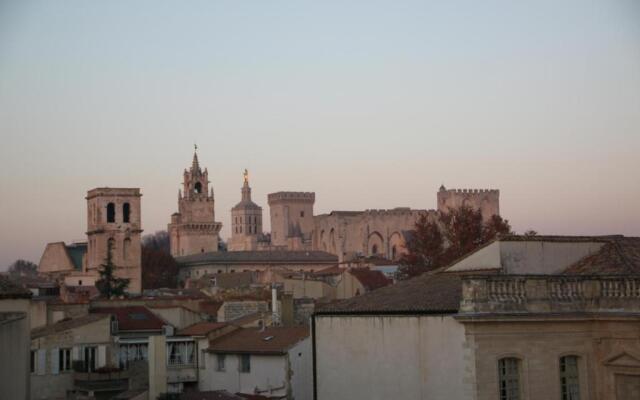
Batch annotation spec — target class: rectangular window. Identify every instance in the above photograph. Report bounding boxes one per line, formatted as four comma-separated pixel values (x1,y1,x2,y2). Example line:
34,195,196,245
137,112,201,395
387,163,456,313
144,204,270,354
300,211,304,217
30,350,36,373
167,341,195,366
59,348,72,372
119,343,148,369
217,354,226,371
560,356,581,400
498,358,520,400
83,346,97,372
240,354,250,373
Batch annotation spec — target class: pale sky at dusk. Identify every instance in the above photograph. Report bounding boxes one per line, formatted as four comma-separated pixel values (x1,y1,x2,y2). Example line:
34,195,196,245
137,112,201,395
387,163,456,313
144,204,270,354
0,1,639,268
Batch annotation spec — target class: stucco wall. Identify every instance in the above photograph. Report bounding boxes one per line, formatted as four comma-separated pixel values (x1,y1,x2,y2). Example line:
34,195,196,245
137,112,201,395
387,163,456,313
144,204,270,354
38,242,75,274
204,353,287,396
500,241,604,274
315,315,473,400
284,279,336,300
288,338,312,400
0,298,31,400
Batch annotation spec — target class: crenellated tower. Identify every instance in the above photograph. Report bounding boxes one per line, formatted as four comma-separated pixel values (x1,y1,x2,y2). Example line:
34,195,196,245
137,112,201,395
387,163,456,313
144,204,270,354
168,148,222,257
437,185,500,221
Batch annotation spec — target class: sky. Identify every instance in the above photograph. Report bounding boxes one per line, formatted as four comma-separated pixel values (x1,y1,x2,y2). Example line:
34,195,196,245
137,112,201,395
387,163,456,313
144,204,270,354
0,0,639,268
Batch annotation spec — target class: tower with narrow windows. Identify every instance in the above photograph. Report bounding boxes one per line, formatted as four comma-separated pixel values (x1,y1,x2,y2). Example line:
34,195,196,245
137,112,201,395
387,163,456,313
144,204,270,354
86,187,142,293
228,170,263,251
168,149,222,257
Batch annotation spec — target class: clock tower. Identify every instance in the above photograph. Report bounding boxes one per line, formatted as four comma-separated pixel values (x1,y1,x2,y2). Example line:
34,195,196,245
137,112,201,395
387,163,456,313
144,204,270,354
168,148,222,257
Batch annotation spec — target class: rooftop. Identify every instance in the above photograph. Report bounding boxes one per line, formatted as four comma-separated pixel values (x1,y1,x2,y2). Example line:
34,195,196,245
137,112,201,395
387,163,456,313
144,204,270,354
563,236,640,275
348,268,392,291
178,322,228,337
91,306,167,331
208,326,309,355
32,314,109,339
317,271,462,314
176,250,338,265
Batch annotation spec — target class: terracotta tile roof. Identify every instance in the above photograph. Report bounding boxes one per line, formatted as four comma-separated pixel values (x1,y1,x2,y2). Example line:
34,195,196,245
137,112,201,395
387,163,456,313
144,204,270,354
176,250,338,265
310,265,342,277
179,390,244,400
91,306,167,331
199,300,223,317
178,322,228,336
563,236,640,275
208,327,309,355
0,275,32,299
317,271,462,314
32,314,109,339
348,268,392,291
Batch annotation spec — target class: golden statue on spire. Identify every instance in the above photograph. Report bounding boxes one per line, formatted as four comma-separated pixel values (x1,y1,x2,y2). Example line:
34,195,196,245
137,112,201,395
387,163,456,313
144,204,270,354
243,169,249,184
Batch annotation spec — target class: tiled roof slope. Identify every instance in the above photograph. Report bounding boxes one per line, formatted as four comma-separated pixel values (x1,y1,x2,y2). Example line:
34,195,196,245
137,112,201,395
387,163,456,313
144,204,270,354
176,250,338,264
349,268,392,291
208,327,309,355
91,306,167,331
318,271,462,314
32,314,109,339
178,322,228,336
0,275,32,299
563,236,640,275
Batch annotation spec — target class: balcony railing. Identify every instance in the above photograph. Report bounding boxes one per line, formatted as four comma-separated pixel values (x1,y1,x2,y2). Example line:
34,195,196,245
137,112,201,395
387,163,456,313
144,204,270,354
459,275,640,315
73,368,129,392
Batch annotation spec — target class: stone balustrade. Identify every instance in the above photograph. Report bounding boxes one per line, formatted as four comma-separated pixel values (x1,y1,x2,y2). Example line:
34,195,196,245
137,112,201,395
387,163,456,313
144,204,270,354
459,275,640,314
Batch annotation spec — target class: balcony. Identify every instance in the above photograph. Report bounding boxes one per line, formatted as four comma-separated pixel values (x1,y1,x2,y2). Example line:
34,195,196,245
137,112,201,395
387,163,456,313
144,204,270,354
458,275,640,316
73,367,129,393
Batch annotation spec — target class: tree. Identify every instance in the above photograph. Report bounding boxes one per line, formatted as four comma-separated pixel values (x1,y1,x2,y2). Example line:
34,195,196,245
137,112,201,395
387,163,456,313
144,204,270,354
142,231,178,289
96,240,130,298
8,259,38,277
399,206,512,279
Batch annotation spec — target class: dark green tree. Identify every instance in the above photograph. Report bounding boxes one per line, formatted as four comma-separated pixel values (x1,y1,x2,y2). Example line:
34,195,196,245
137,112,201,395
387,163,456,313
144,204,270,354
96,240,129,298
399,206,512,279
8,259,38,278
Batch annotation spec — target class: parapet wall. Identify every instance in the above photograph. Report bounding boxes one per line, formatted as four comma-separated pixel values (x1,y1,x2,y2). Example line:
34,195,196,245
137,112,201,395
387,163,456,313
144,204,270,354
437,186,500,220
268,192,315,204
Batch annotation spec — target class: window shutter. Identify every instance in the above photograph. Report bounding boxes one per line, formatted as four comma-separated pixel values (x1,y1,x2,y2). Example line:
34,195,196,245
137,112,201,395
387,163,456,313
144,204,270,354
51,348,59,375
37,349,46,375
72,346,81,361
97,345,107,368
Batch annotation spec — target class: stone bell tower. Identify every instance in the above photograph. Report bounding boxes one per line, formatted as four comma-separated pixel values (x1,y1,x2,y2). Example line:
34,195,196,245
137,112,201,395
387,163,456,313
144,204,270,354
86,187,142,294
228,169,263,251
168,148,222,257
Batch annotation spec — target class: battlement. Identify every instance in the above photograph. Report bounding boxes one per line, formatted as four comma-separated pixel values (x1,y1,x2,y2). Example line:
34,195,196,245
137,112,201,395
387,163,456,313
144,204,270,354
268,191,316,204
439,188,499,194
86,187,142,200
362,208,428,216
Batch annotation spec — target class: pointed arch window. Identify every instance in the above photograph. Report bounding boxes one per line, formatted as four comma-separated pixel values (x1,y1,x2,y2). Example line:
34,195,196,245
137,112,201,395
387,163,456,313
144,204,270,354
194,182,202,194
107,203,116,223
123,203,131,223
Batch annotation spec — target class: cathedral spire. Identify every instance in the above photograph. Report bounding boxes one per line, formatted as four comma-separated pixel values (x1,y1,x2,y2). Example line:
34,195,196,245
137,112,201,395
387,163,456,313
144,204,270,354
191,145,200,173
241,169,251,202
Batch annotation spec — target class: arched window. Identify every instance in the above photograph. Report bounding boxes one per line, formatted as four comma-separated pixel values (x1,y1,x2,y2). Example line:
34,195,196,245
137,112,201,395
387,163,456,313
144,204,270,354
560,356,580,400
371,244,378,255
123,203,131,223
107,203,116,223
194,182,202,194
498,357,521,400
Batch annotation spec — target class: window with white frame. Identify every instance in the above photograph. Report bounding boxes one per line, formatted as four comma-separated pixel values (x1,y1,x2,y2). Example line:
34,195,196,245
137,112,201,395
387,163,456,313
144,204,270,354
119,343,148,369
167,341,195,366
59,348,72,372
217,354,226,371
560,356,581,400
498,357,521,400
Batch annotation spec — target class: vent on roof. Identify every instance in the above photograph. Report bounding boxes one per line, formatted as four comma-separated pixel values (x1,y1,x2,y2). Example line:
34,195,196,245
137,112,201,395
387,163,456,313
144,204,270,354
263,336,274,341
